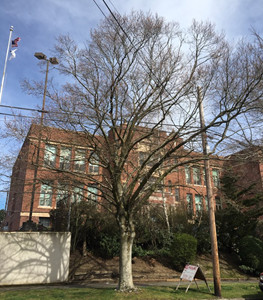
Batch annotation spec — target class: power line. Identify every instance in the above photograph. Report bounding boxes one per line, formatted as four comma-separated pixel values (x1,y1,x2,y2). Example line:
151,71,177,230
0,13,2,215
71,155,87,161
92,0,108,19
0,104,43,113
0,110,205,131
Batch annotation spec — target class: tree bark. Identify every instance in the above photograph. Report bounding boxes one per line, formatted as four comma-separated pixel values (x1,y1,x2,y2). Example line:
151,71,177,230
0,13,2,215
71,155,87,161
118,217,136,291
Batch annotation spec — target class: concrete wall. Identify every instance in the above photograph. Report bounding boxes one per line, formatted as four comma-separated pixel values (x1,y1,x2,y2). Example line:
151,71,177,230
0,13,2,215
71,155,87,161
0,232,71,286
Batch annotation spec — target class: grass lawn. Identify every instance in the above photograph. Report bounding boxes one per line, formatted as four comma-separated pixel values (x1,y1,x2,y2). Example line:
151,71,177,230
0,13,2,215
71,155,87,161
0,282,262,300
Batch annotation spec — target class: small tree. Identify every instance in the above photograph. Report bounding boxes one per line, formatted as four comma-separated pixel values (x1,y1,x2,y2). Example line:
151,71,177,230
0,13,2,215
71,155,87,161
239,235,263,274
216,173,262,252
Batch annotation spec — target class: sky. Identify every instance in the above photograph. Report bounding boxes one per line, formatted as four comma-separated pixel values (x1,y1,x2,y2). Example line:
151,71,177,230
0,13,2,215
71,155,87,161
0,0,262,209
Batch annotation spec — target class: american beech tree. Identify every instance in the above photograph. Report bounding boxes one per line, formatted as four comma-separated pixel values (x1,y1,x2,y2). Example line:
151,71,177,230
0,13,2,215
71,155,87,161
20,12,263,291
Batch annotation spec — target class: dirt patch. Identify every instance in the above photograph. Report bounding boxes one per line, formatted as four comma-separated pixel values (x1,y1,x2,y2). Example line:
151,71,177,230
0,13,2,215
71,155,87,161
69,251,180,283
69,251,254,283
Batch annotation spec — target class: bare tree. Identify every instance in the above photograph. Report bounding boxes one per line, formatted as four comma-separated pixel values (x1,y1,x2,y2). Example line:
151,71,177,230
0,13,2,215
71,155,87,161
20,12,263,291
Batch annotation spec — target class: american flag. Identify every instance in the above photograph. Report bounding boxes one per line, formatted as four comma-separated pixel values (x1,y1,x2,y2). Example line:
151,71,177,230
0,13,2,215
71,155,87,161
12,37,21,47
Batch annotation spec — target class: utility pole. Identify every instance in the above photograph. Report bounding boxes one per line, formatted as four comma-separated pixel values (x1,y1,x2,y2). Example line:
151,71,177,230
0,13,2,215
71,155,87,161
21,53,58,231
197,86,222,297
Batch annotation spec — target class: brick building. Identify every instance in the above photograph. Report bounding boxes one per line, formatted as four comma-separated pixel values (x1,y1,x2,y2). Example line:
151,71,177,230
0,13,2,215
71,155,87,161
4,124,223,231
224,146,263,202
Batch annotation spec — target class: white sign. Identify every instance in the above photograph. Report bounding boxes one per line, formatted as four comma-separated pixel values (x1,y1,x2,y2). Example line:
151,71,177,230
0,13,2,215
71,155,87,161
180,264,199,281
176,264,211,293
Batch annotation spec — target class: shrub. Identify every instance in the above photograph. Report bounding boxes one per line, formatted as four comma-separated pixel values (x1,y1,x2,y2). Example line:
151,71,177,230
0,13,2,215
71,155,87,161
169,233,197,269
238,235,263,273
98,233,120,259
134,206,172,252
192,214,211,254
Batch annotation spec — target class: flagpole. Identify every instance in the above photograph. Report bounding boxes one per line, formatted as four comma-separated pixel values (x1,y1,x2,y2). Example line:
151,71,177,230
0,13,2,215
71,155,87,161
0,26,14,105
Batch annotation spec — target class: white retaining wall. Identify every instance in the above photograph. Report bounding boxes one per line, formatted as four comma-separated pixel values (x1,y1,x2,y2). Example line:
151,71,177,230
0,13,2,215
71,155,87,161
0,232,71,286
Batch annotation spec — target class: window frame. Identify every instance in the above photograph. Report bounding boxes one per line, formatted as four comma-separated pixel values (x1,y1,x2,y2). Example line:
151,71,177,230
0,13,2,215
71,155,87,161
88,152,100,174
195,194,202,213
74,148,86,173
43,144,57,168
212,169,220,188
215,196,222,210
72,185,84,203
59,147,72,170
87,184,98,204
185,166,191,184
39,183,53,207
175,188,180,202
193,166,202,185
56,183,70,208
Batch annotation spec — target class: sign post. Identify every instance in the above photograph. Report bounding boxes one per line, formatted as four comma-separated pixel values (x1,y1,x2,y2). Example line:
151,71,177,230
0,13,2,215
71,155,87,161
176,264,211,293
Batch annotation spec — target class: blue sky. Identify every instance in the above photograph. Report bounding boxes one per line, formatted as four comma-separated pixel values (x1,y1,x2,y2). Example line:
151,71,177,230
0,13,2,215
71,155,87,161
0,0,262,209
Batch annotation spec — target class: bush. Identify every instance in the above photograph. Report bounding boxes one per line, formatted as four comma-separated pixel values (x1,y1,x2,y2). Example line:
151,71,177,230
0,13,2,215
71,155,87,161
192,214,211,254
169,233,197,269
98,233,120,259
238,235,263,273
134,206,172,252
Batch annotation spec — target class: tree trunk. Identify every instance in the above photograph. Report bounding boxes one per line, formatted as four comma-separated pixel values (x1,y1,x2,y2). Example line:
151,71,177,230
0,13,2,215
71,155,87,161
118,217,136,291
162,188,170,233
82,235,87,257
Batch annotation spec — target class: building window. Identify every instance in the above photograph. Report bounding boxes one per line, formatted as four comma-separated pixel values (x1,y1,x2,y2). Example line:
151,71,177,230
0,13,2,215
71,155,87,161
88,184,98,203
185,166,191,184
89,152,99,174
74,149,86,172
44,144,57,168
175,188,180,202
72,185,84,203
193,166,201,185
186,193,193,212
147,176,163,192
168,180,172,193
139,152,155,167
215,196,222,210
195,194,202,213
56,183,69,208
212,169,220,187
39,183,52,207
139,152,146,166
39,217,50,228
172,157,178,171
59,147,71,170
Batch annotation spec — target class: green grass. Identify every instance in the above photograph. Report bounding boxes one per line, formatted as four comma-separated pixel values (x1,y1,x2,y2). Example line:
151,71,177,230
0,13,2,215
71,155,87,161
0,282,262,300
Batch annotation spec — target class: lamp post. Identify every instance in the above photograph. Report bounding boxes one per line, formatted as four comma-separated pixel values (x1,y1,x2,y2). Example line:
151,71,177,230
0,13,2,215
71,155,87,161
34,53,58,124
22,53,58,231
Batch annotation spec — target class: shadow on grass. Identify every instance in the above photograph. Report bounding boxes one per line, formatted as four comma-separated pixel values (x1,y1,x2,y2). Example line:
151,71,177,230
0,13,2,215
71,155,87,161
174,286,212,296
241,291,263,299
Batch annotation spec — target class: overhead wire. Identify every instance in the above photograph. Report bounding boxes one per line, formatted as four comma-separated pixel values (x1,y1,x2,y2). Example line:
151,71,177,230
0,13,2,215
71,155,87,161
0,109,206,132
0,1,194,134
0,104,44,113
0,1,214,137
92,0,109,19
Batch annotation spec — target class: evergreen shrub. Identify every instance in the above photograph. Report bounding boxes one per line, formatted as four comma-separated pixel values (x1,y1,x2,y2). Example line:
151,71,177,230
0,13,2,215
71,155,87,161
169,233,197,269
238,235,263,274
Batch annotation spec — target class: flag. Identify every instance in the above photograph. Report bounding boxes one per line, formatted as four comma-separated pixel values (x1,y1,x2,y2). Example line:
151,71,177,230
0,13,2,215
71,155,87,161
9,49,17,60
12,37,21,47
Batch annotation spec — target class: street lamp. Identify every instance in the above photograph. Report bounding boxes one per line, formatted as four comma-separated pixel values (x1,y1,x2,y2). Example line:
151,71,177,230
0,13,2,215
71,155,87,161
34,52,59,124
21,53,58,231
